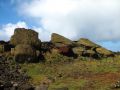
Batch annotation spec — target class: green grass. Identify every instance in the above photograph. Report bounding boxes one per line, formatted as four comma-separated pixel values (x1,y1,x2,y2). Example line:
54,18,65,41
20,56,120,90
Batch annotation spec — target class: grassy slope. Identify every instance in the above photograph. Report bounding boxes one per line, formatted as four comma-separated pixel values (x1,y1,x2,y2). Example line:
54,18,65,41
21,56,120,90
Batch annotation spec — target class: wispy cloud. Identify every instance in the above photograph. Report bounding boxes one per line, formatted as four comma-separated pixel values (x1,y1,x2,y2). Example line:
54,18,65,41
0,21,27,40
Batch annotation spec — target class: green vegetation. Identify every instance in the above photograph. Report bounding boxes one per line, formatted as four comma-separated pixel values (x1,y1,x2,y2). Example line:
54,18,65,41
20,55,120,90
0,45,3,53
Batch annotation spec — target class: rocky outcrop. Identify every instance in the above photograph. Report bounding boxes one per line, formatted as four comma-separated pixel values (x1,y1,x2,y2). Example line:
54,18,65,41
10,28,41,49
0,28,115,62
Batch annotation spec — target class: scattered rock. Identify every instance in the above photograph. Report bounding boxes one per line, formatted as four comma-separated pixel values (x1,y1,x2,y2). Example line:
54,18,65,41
112,81,120,89
0,56,34,90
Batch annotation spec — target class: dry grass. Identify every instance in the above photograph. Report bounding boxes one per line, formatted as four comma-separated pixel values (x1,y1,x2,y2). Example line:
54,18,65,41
21,55,120,90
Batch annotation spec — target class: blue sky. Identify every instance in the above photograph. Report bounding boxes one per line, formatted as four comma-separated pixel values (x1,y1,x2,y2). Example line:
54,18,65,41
0,0,120,51
0,0,18,24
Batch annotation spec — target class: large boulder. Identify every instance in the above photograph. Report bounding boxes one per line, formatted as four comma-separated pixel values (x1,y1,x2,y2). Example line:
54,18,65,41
83,50,96,57
51,33,73,45
73,47,95,57
14,44,37,63
72,47,84,56
96,47,114,57
77,38,99,48
10,28,41,49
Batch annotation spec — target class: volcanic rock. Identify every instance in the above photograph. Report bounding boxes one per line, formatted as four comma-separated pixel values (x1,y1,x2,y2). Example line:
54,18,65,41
0,56,34,90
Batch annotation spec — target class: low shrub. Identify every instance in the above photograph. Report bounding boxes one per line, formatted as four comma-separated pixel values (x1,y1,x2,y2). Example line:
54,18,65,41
44,52,73,64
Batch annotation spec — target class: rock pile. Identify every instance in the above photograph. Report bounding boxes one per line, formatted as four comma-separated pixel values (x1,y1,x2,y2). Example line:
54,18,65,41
0,28,115,63
73,38,114,58
51,34,114,58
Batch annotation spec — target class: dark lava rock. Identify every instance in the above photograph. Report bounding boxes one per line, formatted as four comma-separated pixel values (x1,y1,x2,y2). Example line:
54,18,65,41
0,56,34,90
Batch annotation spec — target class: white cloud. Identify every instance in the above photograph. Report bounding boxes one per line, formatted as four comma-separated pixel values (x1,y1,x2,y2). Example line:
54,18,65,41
18,0,120,42
0,21,28,41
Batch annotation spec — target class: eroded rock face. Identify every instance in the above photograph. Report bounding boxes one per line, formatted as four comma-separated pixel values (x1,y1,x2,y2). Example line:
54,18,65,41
10,28,41,49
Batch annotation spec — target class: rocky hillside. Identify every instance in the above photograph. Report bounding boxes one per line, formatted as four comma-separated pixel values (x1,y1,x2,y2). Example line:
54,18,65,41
0,28,118,90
